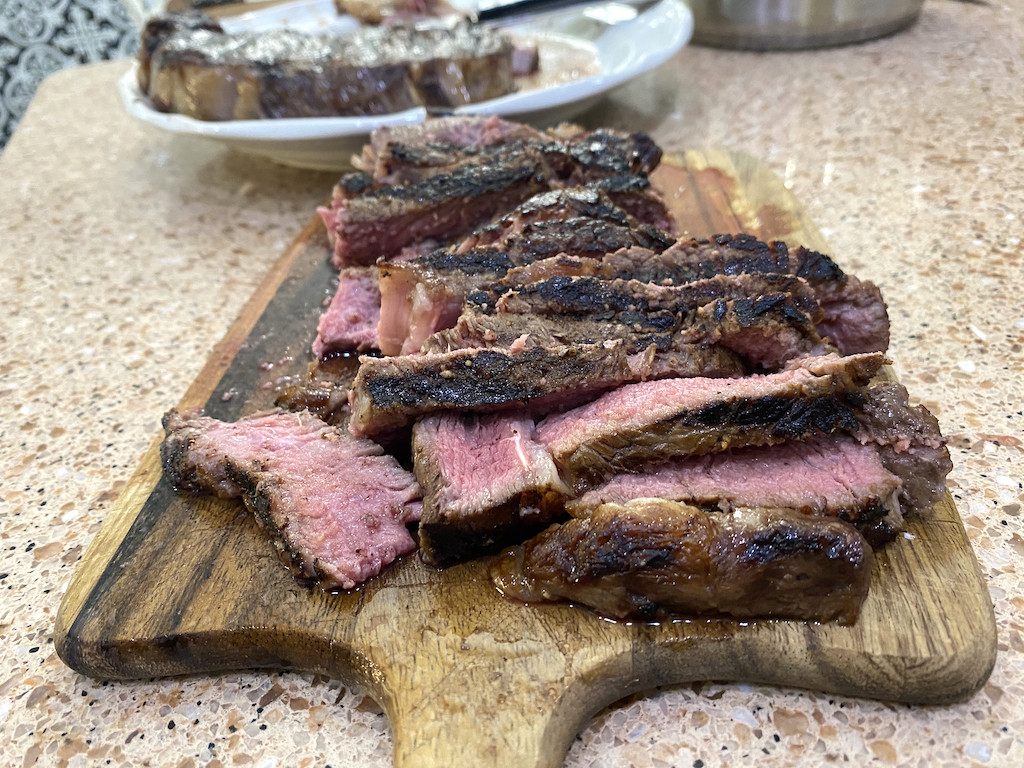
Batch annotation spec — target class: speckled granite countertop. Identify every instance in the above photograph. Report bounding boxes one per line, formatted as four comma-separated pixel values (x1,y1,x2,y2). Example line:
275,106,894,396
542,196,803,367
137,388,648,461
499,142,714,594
1,0,1022,765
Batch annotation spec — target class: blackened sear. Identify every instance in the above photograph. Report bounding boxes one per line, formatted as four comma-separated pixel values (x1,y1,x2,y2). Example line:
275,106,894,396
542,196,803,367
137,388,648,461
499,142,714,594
491,499,872,624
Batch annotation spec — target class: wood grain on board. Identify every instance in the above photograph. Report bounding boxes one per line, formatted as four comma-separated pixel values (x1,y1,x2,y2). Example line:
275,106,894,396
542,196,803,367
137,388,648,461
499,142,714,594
54,150,997,768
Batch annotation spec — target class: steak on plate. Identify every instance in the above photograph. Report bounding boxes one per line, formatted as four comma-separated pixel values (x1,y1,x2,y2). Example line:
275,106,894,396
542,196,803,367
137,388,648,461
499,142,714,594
141,14,518,121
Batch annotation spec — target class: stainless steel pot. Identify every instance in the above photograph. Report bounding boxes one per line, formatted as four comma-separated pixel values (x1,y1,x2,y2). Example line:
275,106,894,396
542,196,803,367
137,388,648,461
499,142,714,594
686,0,925,50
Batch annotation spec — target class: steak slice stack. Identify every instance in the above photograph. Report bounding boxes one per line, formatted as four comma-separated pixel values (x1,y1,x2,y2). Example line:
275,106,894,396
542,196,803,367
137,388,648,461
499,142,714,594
534,352,885,491
161,408,422,590
318,127,664,266
491,500,873,624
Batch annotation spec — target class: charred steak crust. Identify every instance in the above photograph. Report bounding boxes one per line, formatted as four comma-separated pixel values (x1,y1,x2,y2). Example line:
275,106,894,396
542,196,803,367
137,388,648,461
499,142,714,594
348,342,636,439
492,500,872,623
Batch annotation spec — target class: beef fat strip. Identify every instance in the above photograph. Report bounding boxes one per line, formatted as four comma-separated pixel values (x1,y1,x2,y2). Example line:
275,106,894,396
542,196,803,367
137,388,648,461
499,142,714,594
492,500,873,624
161,409,422,590
569,434,904,547
348,341,645,441
413,412,569,567
535,352,885,491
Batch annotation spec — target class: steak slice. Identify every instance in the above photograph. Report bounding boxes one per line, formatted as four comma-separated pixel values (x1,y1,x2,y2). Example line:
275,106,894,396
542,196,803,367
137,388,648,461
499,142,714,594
321,146,551,267
348,341,645,440
420,308,748,380
535,352,886,490
491,500,872,624
492,276,831,371
504,235,890,355
354,115,548,180
376,184,675,355
313,267,381,357
855,382,952,516
413,413,569,567
160,408,422,590
143,15,517,121
568,434,903,547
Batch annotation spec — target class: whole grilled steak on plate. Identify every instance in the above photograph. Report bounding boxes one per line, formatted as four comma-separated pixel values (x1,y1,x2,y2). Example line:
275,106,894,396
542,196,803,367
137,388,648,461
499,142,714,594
140,13,519,121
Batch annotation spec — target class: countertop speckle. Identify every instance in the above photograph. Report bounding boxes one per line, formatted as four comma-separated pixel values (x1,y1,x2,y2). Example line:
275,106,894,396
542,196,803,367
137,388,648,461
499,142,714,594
1,1,1022,765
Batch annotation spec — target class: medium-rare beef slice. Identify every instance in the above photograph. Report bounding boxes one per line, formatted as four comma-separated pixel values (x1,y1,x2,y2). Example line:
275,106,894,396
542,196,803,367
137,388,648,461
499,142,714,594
535,352,886,490
348,341,645,440
413,412,569,567
313,267,381,357
160,408,422,590
419,308,748,380
492,276,830,371
355,115,548,181
854,382,952,516
142,15,517,121
568,434,903,547
651,234,889,354
376,185,675,356
491,500,872,624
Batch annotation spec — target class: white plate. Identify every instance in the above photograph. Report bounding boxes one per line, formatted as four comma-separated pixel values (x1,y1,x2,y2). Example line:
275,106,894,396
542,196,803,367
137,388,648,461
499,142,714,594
119,0,692,170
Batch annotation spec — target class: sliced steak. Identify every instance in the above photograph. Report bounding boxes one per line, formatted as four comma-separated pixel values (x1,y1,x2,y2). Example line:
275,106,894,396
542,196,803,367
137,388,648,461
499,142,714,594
491,500,872,624
855,383,952,516
313,267,381,357
348,341,645,440
376,184,675,355
320,147,551,267
413,412,569,567
420,307,748,380
142,15,518,121
160,408,422,590
568,434,903,546
504,235,890,355
321,128,664,266
535,352,886,490
493,276,830,371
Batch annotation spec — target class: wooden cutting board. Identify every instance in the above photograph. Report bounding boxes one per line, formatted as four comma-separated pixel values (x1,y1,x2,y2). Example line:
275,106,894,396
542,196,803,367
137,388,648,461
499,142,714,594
54,150,997,768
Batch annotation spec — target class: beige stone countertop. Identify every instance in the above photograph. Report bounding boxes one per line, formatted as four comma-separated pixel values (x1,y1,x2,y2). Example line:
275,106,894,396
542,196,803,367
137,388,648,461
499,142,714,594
1,0,1022,765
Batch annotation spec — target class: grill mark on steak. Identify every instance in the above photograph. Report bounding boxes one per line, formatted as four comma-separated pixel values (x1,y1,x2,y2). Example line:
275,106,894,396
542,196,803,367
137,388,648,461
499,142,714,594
348,341,642,440
535,352,885,491
413,412,569,567
491,500,872,623
567,434,904,547
160,408,422,590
